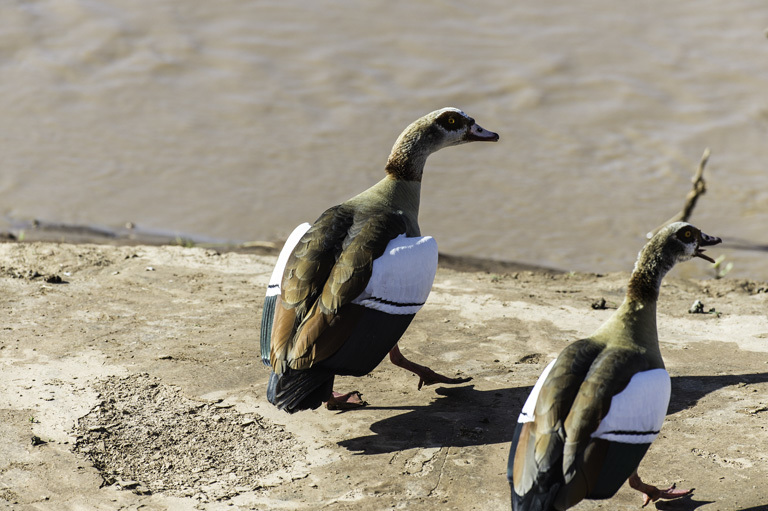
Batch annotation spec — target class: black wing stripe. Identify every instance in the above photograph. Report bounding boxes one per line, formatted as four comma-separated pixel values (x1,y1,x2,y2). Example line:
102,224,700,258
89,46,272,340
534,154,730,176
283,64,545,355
601,429,660,436
365,295,426,308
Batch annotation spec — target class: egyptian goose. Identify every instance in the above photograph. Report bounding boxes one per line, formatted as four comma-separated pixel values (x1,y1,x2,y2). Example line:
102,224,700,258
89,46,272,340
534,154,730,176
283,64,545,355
260,107,499,413
508,222,721,509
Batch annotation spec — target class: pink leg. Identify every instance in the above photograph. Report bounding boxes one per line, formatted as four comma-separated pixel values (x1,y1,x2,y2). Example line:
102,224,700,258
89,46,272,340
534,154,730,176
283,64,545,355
325,391,367,411
628,471,693,507
389,344,472,390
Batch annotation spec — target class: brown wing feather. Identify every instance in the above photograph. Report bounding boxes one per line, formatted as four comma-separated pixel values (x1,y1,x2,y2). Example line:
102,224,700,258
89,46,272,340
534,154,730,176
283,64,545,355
271,204,407,372
512,422,534,486
547,351,648,508
514,342,655,508
513,339,603,496
270,207,350,372
320,215,401,312
287,304,367,370
280,206,352,314
270,295,296,373
561,350,648,481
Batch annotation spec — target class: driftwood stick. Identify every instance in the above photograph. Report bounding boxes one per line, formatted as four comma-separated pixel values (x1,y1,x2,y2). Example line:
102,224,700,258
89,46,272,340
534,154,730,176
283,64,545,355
647,148,710,238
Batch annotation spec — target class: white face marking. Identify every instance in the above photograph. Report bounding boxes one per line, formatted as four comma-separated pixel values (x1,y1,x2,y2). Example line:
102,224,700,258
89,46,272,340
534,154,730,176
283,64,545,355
680,240,697,260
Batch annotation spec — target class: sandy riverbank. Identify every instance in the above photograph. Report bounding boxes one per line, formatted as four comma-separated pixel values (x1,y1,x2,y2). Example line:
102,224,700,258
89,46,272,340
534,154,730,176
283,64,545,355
1,240,767,510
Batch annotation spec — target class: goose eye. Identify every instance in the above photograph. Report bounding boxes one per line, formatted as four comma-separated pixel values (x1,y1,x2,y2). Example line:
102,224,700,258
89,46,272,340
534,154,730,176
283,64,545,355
438,113,463,131
676,228,695,242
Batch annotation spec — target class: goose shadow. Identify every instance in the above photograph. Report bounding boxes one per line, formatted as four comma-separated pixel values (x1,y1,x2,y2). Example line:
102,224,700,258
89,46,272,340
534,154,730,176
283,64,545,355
338,371,768,454
668,372,768,415
653,495,715,510
337,384,532,454
656,501,768,511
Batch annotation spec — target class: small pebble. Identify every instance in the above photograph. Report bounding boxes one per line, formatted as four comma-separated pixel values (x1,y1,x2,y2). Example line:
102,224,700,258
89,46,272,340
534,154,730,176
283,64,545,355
689,300,705,314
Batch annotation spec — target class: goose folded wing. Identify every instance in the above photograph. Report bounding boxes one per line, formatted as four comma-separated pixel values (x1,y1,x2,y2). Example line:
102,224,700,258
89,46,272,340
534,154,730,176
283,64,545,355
555,350,650,505
513,339,604,497
269,206,351,371
273,209,407,370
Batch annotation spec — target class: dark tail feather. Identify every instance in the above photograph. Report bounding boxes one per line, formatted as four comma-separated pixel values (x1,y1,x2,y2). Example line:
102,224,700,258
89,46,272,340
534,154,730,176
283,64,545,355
260,295,277,367
267,368,335,413
509,422,560,511
511,487,559,511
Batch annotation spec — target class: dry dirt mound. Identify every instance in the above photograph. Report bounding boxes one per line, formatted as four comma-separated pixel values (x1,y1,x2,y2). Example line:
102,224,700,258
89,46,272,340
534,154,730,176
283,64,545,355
73,373,305,502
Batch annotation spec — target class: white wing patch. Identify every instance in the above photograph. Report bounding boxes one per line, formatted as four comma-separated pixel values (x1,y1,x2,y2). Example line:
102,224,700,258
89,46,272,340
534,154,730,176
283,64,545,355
351,234,438,315
517,364,670,447
266,223,312,297
591,368,670,444
518,359,556,423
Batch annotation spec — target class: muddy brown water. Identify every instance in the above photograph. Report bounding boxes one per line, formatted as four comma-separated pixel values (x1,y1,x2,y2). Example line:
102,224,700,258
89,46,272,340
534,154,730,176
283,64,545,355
1,0,766,280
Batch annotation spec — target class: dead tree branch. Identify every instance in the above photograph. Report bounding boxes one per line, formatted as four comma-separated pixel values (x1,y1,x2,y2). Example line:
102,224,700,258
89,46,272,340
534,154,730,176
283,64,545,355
647,148,710,238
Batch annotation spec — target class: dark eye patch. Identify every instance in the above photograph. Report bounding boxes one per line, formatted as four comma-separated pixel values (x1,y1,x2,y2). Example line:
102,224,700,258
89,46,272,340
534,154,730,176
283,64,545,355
436,112,466,131
676,227,696,241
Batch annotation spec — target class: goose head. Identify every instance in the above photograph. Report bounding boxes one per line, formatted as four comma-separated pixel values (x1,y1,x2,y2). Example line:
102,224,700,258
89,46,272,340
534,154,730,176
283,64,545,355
656,222,722,265
628,222,721,302
385,107,499,181
422,107,500,146
635,221,721,278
